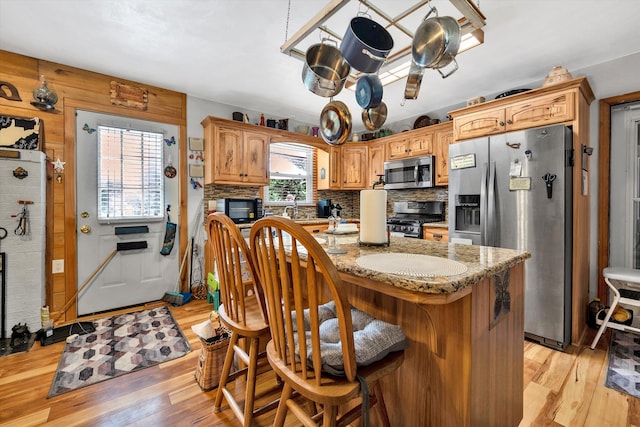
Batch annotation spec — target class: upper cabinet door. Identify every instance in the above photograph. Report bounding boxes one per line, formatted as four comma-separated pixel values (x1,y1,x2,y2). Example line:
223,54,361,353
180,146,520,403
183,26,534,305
243,131,270,185
434,128,453,186
215,126,244,182
505,91,574,132
453,106,506,141
341,145,368,189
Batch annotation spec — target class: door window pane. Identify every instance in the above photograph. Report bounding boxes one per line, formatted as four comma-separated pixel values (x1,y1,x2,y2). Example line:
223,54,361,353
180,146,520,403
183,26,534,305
97,125,164,221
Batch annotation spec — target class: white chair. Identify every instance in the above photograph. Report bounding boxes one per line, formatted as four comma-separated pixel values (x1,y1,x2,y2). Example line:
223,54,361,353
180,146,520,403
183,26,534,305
591,267,640,349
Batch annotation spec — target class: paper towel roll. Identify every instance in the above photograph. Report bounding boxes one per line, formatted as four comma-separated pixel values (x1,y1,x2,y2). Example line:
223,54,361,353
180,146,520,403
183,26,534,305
359,190,388,244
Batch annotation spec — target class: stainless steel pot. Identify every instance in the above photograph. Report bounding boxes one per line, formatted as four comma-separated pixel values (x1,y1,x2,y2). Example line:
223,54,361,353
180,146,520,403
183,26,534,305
340,16,394,74
302,40,351,97
320,100,352,145
412,6,461,78
362,101,387,131
355,74,383,109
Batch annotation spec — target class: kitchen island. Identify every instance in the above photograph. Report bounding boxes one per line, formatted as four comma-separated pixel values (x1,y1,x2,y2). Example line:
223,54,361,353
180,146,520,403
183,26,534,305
318,234,530,427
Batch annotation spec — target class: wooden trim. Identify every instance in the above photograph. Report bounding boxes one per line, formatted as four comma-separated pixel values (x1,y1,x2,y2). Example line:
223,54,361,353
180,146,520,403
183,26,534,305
597,90,640,303
61,98,188,322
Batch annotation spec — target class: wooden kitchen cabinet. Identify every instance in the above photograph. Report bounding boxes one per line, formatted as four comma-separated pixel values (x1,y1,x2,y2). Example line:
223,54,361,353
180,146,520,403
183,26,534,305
423,226,448,242
328,143,369,190
387,130,433,160
202,118,269,185
368,139,386,189
432,123,453,186
453,90,574,141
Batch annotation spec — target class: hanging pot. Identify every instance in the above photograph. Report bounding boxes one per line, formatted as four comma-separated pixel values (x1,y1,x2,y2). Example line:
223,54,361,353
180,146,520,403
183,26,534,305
362,101,387,131
411,6,461,78
404,60,424,100
302,40,351,98
320,100,352,146
340,16,394,74
355,74,383,109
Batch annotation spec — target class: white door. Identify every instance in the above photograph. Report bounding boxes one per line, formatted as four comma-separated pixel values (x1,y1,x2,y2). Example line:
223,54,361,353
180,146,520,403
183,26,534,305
610,104,640,269
75,110,180,315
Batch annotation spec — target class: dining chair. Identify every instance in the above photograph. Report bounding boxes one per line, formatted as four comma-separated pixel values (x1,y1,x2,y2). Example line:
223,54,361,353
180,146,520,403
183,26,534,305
249,216,406,427
206,212,278,427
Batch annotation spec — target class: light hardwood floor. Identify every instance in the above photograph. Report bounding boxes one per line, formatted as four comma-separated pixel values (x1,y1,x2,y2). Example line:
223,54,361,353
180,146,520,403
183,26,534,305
0,299,637,426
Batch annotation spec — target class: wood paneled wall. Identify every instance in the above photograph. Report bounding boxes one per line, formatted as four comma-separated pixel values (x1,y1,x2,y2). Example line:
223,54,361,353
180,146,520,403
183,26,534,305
0,50,187,322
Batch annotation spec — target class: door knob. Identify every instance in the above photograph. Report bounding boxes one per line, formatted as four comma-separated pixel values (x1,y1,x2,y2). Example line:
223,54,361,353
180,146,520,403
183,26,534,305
80,225,91,234
81,211,90,218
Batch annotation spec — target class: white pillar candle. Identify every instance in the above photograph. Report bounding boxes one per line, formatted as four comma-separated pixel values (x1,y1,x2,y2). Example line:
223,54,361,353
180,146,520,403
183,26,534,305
359,189,387,244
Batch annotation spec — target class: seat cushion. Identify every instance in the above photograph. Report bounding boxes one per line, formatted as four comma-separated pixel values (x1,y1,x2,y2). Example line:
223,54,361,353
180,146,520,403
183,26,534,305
293,301,407,376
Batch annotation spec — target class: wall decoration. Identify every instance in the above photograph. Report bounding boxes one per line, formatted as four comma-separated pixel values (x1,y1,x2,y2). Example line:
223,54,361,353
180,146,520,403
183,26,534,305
164,136,176,146
82,123,96,134
490,269,511,328
0,116,41,150
30,75,58,111
12,167,28,179
189,164,204,178
52,157,65,183
109,81,148,110
0,81,22,101
189,137,204,151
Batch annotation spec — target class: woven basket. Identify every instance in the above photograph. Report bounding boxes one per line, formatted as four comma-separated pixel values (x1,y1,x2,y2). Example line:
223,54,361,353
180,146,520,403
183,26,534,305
192,285,208,300
194,324,231,391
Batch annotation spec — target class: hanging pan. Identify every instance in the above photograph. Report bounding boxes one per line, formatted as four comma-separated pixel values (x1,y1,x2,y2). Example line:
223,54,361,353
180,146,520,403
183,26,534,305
340,15,394,74
320,100,352,146
355,74,383,109
362,101,387,131
302,39,351,97
412,5,461,78
404,60,424,100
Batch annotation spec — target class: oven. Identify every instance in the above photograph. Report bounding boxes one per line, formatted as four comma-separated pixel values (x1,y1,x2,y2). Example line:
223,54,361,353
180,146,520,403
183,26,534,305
386,201,445,239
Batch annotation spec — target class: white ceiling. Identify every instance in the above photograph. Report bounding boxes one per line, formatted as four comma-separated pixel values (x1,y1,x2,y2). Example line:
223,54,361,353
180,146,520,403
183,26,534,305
1,0,640,131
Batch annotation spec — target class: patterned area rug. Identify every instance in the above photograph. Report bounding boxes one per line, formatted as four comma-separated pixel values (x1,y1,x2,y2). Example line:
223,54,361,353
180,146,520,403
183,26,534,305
48,306,190,398
605,329,640,398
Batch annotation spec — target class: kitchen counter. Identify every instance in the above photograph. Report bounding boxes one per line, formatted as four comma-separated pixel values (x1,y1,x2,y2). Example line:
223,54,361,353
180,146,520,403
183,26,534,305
300,234,529,426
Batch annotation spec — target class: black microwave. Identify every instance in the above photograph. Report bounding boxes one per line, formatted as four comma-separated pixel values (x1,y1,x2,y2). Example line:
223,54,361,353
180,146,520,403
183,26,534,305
215,198,263,224
383,155,434,189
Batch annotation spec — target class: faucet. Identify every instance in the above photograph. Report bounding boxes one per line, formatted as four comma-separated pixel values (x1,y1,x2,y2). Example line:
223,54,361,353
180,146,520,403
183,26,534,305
283,200,298,219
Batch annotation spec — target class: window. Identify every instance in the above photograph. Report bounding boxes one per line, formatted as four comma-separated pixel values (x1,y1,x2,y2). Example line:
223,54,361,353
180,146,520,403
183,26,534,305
97,125,164,221
266,143,313,204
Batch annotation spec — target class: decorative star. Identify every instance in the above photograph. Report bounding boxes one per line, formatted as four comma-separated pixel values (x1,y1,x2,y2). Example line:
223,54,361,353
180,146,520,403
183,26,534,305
53,157,66,171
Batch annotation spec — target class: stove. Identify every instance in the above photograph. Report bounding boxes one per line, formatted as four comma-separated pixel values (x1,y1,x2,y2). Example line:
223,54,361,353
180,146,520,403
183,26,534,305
386,201,445,239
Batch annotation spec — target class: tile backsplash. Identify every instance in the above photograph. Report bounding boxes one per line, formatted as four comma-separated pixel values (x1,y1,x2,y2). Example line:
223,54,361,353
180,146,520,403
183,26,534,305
203,184,448,221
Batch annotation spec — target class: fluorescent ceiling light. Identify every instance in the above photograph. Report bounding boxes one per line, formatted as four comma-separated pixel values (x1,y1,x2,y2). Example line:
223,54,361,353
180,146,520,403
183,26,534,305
346,28,484,90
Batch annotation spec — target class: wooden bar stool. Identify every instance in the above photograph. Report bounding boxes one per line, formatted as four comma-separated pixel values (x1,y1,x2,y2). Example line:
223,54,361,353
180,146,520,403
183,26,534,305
250,216,406,427
206,212,278,426
591,267,640,349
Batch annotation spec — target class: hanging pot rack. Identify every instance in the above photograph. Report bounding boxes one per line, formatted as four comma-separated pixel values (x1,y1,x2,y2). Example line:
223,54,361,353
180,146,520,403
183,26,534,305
281,0,486,85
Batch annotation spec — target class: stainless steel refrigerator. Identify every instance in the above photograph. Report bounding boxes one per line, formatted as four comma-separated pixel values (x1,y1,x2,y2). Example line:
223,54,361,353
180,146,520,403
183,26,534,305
448,124,573,350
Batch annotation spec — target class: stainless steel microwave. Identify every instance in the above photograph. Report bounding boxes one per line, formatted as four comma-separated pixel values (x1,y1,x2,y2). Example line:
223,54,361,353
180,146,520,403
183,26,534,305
215,198,263,224
383,156,434,189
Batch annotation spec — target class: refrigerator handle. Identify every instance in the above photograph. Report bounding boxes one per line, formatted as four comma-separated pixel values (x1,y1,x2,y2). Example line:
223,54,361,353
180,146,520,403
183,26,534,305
488,162,497,247
414,163,419,186
480,162,487,246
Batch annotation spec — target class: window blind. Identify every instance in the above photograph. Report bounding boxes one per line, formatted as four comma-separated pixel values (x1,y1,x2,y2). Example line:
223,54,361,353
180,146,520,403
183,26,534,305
97,125,164,221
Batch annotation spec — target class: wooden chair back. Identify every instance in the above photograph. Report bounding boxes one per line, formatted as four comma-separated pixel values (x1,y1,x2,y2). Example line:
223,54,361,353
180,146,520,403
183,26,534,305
249,216,357,383
206,212,268,326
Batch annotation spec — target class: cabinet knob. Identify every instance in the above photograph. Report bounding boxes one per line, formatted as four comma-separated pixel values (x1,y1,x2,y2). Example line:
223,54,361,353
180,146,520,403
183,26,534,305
507,119,513,125
499,121,505,126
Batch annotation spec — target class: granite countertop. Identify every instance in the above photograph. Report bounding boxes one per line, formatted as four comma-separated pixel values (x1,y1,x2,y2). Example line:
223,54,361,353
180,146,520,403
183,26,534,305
422,222,448,229
319,235,530,295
